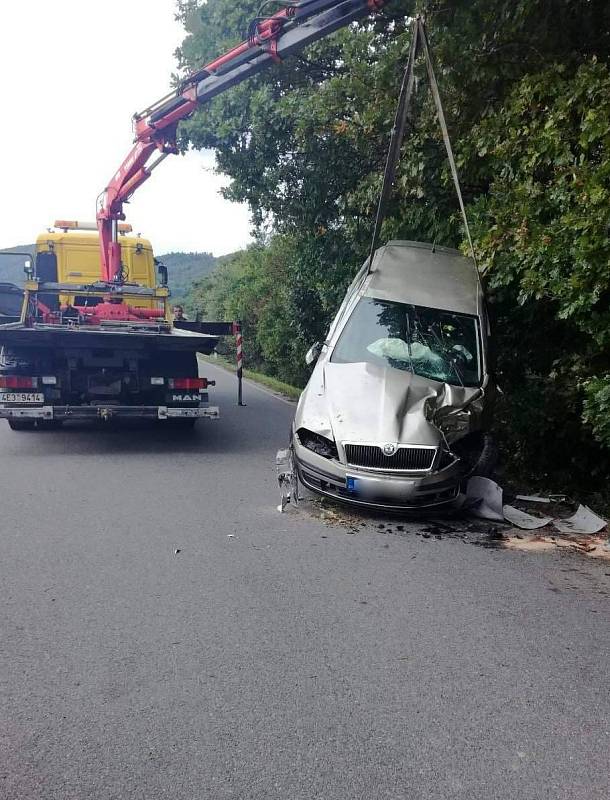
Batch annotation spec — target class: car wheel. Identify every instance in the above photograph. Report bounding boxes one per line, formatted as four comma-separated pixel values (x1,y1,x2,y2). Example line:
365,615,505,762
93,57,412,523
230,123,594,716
471,433,498,478
454,432,498,479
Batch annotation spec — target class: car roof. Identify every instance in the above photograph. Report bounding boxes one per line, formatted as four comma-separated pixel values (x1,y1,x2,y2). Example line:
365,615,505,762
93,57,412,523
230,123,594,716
365,240,482,316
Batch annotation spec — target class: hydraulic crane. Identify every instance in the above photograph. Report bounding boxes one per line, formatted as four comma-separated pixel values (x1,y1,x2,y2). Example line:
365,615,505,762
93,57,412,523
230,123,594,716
0,0,387,431
96,0,386,283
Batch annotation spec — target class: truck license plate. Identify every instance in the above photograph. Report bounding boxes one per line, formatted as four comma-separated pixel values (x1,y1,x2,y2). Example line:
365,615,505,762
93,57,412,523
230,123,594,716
0,392,44,404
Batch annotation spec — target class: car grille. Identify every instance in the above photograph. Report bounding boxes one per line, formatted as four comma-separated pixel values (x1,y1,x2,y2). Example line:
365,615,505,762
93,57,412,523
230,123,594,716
344,444,436,472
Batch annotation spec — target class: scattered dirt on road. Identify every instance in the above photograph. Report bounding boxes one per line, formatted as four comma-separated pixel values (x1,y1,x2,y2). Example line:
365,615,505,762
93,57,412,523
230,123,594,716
294,493,610,562
503,531,610,561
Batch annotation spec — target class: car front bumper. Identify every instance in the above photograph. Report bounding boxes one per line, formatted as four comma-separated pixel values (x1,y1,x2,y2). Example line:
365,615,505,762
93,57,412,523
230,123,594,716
293,438,462,511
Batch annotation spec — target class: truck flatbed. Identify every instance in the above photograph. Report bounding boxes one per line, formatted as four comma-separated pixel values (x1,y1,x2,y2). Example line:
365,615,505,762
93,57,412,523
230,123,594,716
0,320,219,355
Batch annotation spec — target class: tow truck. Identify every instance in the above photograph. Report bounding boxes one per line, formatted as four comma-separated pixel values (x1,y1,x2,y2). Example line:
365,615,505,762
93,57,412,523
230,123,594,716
0,0,386,430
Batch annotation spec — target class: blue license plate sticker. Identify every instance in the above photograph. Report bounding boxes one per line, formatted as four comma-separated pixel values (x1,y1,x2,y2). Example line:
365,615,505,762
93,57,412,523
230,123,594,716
346,476,359,492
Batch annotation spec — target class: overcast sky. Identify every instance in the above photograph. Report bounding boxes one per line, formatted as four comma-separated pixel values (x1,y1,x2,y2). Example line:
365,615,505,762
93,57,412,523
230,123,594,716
0,0,252,255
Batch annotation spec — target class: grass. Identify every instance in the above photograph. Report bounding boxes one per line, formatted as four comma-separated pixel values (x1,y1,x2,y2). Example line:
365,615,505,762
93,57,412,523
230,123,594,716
199,354,302,401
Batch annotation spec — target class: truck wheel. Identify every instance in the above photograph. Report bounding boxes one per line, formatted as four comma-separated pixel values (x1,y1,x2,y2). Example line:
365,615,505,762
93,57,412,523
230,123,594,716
168,418,197,429
8,419,36,431
38,419,63,430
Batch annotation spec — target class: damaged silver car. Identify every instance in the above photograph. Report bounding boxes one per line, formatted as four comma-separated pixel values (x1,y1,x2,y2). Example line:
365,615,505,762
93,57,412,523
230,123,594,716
291,240,495,511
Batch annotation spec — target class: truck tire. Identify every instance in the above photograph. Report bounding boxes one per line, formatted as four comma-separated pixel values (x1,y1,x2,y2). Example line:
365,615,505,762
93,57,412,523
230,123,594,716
8,419,36,431
38,419,63,430
167,418,197,429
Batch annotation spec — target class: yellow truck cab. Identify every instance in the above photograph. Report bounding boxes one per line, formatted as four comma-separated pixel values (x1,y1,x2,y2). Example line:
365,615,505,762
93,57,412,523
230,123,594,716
35,221,157,308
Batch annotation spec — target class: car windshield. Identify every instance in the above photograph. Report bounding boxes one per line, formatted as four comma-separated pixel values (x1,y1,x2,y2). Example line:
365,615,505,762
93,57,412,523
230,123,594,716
331,297,481,387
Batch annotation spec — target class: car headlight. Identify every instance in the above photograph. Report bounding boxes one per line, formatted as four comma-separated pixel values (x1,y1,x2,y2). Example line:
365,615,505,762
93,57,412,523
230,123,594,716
296,428,338,460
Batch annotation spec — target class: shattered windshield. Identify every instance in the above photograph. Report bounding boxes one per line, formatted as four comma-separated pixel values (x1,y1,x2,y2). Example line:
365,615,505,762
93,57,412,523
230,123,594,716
331,297,481,387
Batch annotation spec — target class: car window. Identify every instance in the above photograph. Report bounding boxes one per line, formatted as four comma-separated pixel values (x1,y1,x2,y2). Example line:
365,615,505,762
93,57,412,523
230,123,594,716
325,263,368,342
330,297,481,387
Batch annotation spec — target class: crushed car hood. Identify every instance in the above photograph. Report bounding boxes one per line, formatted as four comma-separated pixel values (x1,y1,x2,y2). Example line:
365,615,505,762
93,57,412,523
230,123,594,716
296,361,483,445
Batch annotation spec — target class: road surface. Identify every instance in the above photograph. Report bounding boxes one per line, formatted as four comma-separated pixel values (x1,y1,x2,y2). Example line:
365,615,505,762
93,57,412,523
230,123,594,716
1,363,609,800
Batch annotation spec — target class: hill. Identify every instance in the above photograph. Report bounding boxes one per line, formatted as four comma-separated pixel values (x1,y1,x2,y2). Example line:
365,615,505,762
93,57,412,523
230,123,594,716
157,251,219,301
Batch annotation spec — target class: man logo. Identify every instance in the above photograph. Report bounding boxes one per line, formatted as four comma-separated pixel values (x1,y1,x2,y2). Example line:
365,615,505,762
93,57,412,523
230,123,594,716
382,443,397,456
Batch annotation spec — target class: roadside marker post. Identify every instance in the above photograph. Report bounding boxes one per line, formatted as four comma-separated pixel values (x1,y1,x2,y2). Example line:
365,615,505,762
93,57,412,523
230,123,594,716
233,321,245,406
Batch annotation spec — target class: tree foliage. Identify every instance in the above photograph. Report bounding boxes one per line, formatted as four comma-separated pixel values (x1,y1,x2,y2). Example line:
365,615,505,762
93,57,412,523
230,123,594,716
466,59,610,474
178,0,610,491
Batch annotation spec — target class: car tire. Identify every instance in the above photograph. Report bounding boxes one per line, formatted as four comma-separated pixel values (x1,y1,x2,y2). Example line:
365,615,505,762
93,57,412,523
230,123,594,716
471,433,498,478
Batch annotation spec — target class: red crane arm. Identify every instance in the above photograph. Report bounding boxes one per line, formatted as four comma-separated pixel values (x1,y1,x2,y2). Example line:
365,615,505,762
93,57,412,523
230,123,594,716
96,0,386,282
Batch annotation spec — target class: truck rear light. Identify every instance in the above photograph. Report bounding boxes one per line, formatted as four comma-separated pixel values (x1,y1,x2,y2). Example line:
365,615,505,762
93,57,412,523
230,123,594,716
168,378,208,390
41,376,57,385
150,377,165,385
0,376,38,389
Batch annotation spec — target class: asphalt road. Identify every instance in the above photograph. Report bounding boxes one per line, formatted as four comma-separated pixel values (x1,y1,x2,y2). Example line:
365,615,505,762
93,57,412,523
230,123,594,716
1,363,609,800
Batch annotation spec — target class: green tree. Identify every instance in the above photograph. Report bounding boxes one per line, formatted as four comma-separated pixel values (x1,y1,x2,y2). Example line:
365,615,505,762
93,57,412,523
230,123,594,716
179,0,610,493
466,61,610,467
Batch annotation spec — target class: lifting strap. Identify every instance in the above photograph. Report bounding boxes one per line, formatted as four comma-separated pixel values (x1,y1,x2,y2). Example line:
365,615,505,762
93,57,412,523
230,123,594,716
368,19,419,267
368,17,477,272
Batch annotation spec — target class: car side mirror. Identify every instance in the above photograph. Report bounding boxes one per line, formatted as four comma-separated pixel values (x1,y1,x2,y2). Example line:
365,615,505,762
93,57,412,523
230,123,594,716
23,259,33,279
305,341,322,366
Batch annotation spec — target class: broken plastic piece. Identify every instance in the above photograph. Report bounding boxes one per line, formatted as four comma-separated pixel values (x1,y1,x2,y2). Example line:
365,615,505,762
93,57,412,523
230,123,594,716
276,447,299,512
466,476,504,522
503,505,552,530
515,494,551,504
553,505,607,535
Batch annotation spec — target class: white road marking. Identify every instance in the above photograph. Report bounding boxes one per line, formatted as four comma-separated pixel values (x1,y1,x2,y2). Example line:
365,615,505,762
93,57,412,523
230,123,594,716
238,376,298,406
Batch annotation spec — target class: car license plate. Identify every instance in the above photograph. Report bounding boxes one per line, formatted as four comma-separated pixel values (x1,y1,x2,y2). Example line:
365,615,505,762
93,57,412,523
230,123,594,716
0,392,44,404
346,476,359,493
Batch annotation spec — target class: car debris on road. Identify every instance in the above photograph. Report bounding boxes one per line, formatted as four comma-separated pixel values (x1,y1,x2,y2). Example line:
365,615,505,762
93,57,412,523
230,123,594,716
503,505,553,530
553,505,607,535
279,466,609,561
